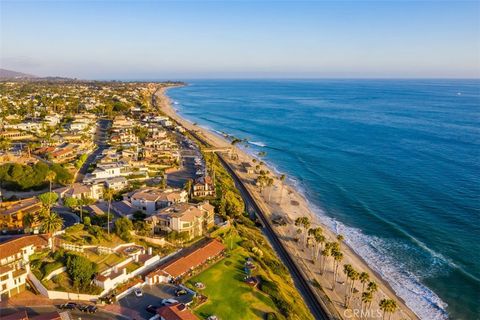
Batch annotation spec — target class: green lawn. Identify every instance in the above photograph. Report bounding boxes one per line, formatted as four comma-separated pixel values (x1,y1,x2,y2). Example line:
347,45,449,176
187,235,279,320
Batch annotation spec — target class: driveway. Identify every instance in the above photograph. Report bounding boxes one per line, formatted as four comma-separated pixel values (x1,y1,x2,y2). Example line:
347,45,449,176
118,284,194,320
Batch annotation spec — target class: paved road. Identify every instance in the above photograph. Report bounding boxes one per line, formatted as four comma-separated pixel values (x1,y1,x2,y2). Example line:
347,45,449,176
53,208,80,227
184,128,332,320
75,118,111,183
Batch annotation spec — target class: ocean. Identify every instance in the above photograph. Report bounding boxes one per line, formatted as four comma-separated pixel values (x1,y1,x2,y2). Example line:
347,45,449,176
166,79,480,320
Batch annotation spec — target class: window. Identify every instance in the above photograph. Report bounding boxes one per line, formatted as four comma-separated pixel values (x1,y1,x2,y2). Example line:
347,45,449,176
0,275,8,282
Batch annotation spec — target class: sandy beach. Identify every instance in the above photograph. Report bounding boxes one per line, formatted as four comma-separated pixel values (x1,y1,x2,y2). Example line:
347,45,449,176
156,86,420,320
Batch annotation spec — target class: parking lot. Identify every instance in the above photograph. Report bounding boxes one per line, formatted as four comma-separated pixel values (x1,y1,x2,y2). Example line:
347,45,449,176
118,283,195,319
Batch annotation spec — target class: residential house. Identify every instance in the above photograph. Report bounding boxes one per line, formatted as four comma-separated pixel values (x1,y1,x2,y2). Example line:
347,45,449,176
128,188,188,214
0,235,50,301
145,238,225,284
192,176,215,198
55,183,94,201
105,176,128,191
0,130,34,141
145,201,215,239
0,198,43,233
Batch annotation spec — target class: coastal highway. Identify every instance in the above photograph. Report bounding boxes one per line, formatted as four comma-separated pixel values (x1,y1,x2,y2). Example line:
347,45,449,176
186,128,333,320
153,89,333,320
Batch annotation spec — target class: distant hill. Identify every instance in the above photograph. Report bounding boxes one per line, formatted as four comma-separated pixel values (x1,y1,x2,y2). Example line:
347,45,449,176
0,68,37,79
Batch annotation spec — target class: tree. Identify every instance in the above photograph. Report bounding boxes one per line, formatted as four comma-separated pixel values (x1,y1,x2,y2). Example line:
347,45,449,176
38,192,59,215
361,291,373,317
45,170,56,193
294,216,310,247
367,281,378,310
63,196,78,212
103,188,115,235
115,217,133,241
308,227,324,260
225,190,244,217
360,271,370,292
347,268,359,308
77,197,94,223
83,216,91,226
40,210,63,251
379,299,398,320
22,212,36,233
184,179,192,198
321,242,332,275
343,264,354,306
0,136,12,152
332,248,344,290
66,253,98,290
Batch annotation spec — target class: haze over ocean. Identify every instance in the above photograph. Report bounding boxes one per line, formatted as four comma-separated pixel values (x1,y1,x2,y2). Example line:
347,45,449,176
167,79,480,320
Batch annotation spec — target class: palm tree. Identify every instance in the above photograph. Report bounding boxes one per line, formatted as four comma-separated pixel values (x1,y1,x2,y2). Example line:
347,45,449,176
22,212,36,234
332,249,344,290
321,242,335,275
279,174,286,205
103,187,115,235
361,291,373,317
40,210,63,251
367,281,378,310
360,271,370,292
343,264,353,306
294,216,311,247
347,269,360,308
45,170,56,193
379,299,398,320
308,227,324,261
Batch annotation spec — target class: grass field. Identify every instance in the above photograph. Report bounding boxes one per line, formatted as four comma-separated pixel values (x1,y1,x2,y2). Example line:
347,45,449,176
187,233,279,320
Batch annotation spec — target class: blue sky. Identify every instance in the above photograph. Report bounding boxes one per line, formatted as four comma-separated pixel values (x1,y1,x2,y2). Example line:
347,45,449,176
1,0,479,79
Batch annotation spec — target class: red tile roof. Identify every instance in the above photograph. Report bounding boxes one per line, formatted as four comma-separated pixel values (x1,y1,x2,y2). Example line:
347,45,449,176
159,239,225,278
157,303,199,320
0,235,49,260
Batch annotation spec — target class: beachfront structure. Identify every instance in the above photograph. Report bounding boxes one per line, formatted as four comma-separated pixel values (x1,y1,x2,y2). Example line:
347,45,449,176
145,201,215,239
127,188,188,214
192,176,215,198
0,198,43,233
0,235,50,301
146,238,225,284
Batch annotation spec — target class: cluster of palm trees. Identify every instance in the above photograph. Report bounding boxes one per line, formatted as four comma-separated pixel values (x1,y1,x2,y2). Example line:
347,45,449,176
293,216,399,319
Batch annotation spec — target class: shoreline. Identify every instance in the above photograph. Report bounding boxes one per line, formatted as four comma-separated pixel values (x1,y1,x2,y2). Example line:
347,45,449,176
156,86,420,320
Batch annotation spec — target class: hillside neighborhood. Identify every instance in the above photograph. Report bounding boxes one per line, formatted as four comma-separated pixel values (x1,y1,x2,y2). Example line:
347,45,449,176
0,81,311,320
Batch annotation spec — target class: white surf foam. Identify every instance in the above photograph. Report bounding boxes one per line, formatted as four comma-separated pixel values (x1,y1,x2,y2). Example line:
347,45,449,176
249,141,267,147
174,113,451,320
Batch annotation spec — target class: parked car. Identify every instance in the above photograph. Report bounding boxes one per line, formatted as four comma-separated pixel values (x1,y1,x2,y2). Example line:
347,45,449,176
175,289,187,296
146,305,160,314
78,305,89,312
161,298,179,306
134,288,143,297
59,302,77,310
87,305,98,313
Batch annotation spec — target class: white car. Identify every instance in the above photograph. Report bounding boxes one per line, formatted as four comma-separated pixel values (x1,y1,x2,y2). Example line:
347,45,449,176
134,288,143,297
161,298,179,306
